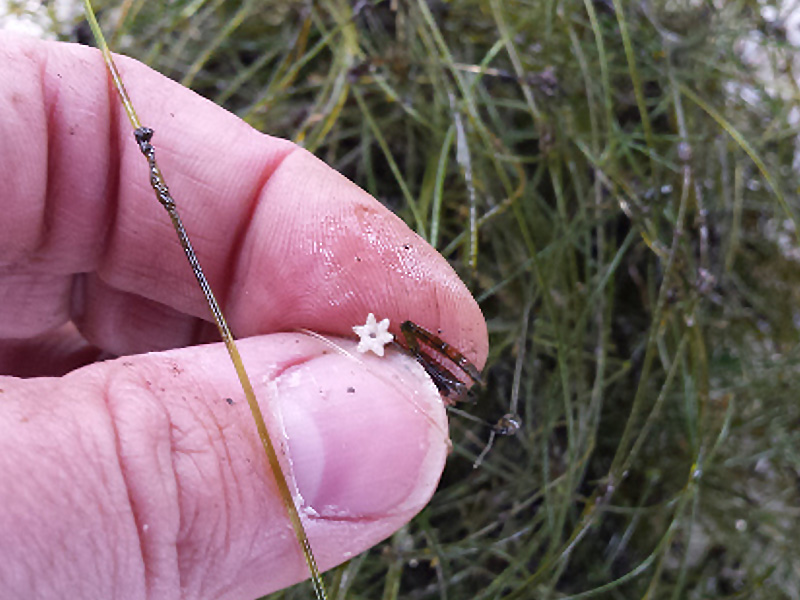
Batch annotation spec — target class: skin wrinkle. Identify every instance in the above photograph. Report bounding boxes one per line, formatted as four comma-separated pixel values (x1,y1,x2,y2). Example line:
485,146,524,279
177,398,229,598
70,394,124,586
200,380,278,590
10,43,85,270
2,466,39,595
103,362,181,599
0,42,119,339
70,273,87,332
184,311,216,349
2,374,133,598
210,406,241,576
162,372,254,599
217,145,300,316
39,43,56,259
225,155,306,332
79,425,124,598
1,45,44,266
211,456,235,600
99,367,154,600
83,280,203,355
172,429,199,592
99,49,123,286
171,413,203,598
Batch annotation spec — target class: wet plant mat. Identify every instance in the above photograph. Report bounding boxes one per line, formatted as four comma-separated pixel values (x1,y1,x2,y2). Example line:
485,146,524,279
42,0,800,597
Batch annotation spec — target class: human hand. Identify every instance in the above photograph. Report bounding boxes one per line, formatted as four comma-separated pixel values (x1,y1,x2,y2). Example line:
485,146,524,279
0,34,487,599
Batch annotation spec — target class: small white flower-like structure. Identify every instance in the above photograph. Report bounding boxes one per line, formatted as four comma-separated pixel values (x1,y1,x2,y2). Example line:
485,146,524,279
353,313,394,356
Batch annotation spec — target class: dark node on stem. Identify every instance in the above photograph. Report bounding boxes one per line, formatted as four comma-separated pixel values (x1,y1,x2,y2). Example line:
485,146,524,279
134,126,153,149
133,126,175,211
493,413,522,436
473,413,523,469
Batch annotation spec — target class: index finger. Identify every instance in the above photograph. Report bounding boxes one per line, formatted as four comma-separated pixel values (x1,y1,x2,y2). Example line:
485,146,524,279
0,34,487,367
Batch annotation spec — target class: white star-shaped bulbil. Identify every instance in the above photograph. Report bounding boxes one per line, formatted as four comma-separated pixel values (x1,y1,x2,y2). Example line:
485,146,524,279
353,313,394,357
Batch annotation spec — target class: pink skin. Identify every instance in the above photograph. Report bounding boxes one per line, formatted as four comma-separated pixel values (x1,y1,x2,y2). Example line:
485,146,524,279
0,34,488,600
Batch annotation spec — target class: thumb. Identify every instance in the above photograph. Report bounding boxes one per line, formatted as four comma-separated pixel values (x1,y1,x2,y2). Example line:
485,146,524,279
0,333,448,600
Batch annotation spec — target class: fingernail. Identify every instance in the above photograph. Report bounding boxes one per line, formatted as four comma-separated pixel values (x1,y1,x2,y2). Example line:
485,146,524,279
271,344,448,519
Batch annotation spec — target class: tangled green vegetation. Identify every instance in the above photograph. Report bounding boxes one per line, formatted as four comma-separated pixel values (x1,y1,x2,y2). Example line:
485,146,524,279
37,0,800,597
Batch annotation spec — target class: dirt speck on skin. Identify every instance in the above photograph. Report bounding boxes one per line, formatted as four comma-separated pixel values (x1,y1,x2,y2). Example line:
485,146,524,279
347,386,355,394
225,397,234,405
